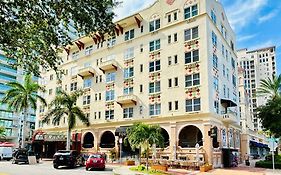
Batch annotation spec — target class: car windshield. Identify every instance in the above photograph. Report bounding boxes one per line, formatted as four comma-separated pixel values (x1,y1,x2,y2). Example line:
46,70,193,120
89,154,102,158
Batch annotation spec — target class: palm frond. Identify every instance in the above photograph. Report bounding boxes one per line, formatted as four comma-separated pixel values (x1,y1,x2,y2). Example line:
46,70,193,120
72,106,90,126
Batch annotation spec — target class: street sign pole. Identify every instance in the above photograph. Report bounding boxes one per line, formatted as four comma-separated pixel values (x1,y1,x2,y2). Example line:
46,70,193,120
272,140,275,170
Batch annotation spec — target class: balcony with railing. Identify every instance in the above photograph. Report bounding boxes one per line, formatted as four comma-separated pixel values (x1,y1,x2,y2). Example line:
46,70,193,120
116,94,137,107
99,59,118,73
221,109,238,124
78,66,96,79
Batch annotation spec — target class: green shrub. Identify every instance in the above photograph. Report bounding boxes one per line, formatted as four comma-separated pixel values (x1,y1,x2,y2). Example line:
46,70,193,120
255,160,281,169
265,154,281,162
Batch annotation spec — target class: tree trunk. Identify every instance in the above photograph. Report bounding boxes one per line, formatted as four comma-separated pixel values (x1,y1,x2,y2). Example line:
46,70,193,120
66,127,71,150
146,143,149,171
21,109,28,149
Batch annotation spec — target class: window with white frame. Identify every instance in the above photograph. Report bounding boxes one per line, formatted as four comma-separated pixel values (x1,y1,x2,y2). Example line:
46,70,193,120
70,66,77,76
213,77,219,91
83,78,92,88
185,98,201,112
124,47,134,60
212,31,217,47
85,45,93,55
72,51,79,60
70,82,77,91
149,81,160,93
106,72,116,83
123,108,133,118
149,60,160,72
184,4,198,19
149,103,161,116
184,26,198,41
83,95,91,105
211,10,217,24
213,54,218,68
125,29,135,41
149,19,160,32
185,73,200,87
124,87,133,95
124,67,134,79
222,44,225,57
105,90,115,101
185,50,199,64
106,54,116,61
107,36,116,47
149,39,160,52
214,100,219,114
105,110,114,120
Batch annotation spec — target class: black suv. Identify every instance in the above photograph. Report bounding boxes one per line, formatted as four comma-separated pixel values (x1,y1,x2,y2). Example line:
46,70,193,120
53,150,84,169
12,149,40,164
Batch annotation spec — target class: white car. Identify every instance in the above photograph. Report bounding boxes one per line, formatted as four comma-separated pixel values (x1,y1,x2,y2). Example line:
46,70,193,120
0,147,13,161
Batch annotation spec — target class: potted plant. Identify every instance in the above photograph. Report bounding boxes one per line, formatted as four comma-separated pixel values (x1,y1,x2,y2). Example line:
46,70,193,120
200,164,208,172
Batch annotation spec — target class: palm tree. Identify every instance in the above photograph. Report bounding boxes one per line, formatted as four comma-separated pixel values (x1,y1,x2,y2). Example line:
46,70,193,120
43,89,90,150
126,123,164,171
257,74,281,99
1,74,47,148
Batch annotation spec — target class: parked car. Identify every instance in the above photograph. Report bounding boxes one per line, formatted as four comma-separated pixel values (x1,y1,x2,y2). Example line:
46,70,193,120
12,149,40,164
0,146,13,161
53,150,84,169
85,153,106,171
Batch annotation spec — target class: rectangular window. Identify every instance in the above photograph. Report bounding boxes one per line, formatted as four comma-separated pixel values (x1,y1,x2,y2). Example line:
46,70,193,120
149,103,161,116
168,102,172,111
70,66,77,76
105,90,115,101
168,14,171,23
174,12,178,20
149,81,161,93
222,44,225,57
184,4,198,19
70,82,77,91
105,110,114,120
185,50,199,64
83,78,92,88
174,33,178,42
232,75,237,87
168,56,172,65
184,26,198,41
140,84,143,93
211,10,217,24
72,51,79,60
107,36,116,47
99,93,101,100
175,101,179,110
124,47,134,60
174,55,178,64
185,73,200,87
83,95,91,105
140,44,144,53
168,79,172,88
124,67,134,79
149,60,161,72
124,87,133,95
168,35,171,44
149,19,160,32
106,72,116,83
212,31,217,47
223,64,226,76
140,25,144,33
99,75,102,82
149,39,161,52
48,89,53,95
85,45,93,55
214,77,219,91
186,98,201,112
213,54,218,68
123,108,133,118
174,77,178,86
140,64,143,72
125,29,135,41
231,57,236,69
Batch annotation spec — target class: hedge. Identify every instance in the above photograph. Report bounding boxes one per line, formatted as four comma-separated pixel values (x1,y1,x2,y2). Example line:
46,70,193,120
255,160,281,169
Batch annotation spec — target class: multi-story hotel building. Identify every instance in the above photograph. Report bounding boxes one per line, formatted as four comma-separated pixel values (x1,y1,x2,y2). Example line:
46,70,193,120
35,0,241,167
0,53,36,146
237,46,276,131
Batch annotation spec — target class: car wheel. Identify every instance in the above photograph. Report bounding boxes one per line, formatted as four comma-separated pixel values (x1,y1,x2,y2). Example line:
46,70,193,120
53,164,59,169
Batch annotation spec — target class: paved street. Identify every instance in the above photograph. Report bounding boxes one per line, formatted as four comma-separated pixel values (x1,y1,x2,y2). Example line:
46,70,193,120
0,160,114,175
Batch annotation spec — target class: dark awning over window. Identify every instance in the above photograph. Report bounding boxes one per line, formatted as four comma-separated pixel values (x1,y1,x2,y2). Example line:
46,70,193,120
115,126,129,137
249,140,268,148
220,98,237,107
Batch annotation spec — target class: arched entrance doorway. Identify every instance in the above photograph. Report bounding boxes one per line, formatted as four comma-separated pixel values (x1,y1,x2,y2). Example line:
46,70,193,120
179,125,203,148
100,131,115,148
83,132,94,148
157,128,170,148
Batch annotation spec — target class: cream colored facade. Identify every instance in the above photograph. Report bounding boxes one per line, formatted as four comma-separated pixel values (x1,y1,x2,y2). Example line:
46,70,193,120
36,0,241,167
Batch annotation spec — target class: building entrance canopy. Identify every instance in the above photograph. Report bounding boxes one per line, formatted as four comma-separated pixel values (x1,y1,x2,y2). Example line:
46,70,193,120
32,131,67,142
249,140,268,148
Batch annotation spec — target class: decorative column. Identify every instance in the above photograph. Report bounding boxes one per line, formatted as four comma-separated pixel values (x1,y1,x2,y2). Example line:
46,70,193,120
203,124,213,164
170,124,177,160
94,131,99,152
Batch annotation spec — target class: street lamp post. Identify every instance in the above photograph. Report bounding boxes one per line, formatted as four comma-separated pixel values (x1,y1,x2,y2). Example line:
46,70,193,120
119,137,123,164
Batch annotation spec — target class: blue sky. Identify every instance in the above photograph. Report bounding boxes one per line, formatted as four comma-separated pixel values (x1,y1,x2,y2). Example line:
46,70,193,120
114,0,281,74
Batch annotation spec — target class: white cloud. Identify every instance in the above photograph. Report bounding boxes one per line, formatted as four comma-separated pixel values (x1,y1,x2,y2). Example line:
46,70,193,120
258,10,278,23
113,0,154,21
249,40,281,51
237,34,257,42
224,0,268,30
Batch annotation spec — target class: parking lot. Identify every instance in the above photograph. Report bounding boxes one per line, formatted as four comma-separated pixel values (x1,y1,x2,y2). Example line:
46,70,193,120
0,160,114,175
